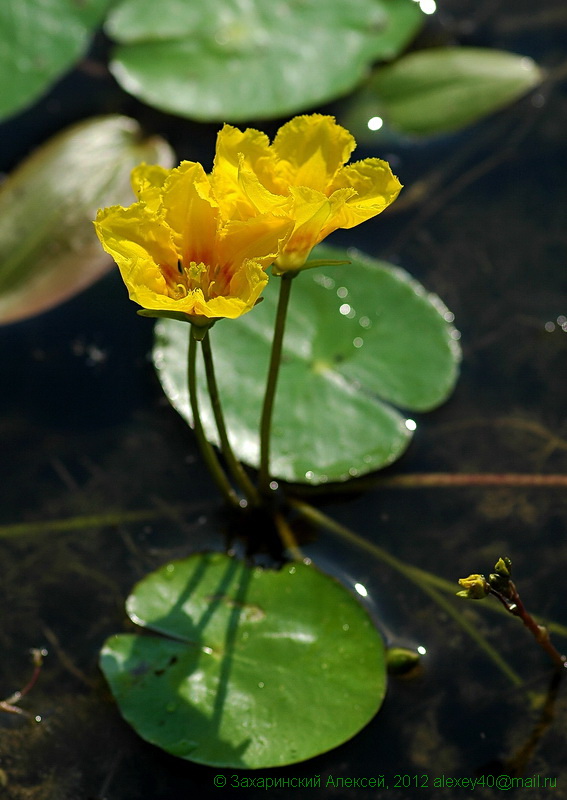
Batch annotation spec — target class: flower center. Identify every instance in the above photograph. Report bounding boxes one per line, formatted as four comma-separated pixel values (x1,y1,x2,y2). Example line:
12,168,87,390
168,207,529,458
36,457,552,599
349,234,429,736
164,259,212,301
167,259,236,304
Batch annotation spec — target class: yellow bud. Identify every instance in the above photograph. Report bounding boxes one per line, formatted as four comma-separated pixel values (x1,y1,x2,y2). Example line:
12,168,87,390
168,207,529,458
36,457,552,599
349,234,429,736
457,574,490,599
494,557,511,577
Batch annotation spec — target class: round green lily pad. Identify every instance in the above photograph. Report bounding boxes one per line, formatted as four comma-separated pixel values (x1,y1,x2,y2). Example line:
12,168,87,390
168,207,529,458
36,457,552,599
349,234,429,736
154,245,460,484
105,0,423,121
0,0,113,121
100,552,386,768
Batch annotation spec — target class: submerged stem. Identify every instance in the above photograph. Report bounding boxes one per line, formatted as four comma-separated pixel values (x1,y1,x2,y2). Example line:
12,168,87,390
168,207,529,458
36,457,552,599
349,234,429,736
201,332,260,507
274,511,304,562
291,472,567,496
188,330,239,508
1,648,46,718
258,273,294,494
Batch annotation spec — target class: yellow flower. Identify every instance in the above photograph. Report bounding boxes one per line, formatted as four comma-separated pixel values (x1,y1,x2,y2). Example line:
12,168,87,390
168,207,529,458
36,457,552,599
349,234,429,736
94,161,292,326
211,114,402,272
457,574,490,600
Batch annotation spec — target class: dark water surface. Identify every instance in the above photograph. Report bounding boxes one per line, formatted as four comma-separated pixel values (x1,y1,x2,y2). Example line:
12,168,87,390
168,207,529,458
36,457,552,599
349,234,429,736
1,1,566,798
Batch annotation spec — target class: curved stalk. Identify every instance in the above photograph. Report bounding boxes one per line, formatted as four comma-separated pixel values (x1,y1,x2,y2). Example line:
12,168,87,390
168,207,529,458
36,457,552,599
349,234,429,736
201,332,260,507
258,273,294,494
489,583,566,671
188,330,239,508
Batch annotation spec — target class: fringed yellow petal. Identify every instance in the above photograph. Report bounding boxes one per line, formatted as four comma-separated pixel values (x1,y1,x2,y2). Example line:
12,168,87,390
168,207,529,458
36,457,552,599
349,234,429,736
214,124,271,177
218,215,294,271
318,188,359,240
236,161,290,216
131,163,171,210
129,283,181,312
209,258,268,319
271,115,355,191
159,162,219,267
328,158,402,228
94,204,179,299
274,187,334,271
200,296,248,319
212,124,273,217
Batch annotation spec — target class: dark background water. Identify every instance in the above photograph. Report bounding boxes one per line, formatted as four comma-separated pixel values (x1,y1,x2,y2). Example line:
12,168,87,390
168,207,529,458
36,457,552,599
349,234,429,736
1,0,567,797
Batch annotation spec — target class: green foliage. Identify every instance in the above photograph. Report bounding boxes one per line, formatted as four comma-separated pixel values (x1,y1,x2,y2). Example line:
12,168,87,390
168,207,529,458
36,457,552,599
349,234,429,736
100,552,386,768
0,0,543,136
105,0,423,121
0,116,173,325
345,47,543,140
154,245,460,484
0,0,114,121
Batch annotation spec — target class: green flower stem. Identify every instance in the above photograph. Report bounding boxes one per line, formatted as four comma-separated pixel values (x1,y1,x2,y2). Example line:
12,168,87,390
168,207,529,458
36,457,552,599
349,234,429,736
200,332,260,507
289,498,523,687
188,330,239,508
258,272,295,494
274,511,304,562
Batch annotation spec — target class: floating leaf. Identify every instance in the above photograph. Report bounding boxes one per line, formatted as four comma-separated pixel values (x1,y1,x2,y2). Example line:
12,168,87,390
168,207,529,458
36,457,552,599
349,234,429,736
154,245,460,484
0,0,113,121
366,47,543,137
106,0,423,121
100,552,386,768
0,116,174,325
